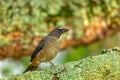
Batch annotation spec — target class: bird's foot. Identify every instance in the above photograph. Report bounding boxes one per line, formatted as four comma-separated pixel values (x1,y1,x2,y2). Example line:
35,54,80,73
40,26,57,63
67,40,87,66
49,62,55,68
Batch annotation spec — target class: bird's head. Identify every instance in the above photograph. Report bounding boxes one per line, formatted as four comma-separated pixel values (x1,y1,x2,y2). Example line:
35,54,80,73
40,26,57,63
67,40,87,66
48,27,69,38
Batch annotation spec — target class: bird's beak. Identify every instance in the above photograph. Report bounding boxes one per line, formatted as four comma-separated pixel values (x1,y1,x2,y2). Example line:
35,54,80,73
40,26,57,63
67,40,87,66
61,28,69,33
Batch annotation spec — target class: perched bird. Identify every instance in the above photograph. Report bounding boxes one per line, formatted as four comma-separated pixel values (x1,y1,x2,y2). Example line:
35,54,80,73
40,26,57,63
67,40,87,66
23,27,69,73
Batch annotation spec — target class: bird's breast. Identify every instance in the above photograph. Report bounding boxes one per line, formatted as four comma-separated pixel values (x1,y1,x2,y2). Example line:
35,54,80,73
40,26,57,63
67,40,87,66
44,37,59,60
37,37,60,62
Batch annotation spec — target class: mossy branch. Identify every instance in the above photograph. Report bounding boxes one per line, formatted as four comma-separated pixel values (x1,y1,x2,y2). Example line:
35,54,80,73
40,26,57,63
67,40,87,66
1,47,120,80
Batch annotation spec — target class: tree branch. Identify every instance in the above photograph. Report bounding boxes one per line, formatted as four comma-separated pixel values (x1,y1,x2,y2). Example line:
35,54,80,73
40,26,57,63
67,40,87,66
1,47,120,80
0,16,120,60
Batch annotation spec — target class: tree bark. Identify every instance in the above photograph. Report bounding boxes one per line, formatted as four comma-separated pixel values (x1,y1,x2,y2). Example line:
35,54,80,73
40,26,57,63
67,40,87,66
0,17,120,60
1,47,120,80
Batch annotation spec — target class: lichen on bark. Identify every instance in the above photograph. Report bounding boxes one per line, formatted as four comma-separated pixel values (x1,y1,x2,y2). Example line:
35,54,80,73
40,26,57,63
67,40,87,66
1,47,120,80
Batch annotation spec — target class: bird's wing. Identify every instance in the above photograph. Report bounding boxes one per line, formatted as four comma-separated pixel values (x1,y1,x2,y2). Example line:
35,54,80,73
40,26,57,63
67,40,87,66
30,37,47,62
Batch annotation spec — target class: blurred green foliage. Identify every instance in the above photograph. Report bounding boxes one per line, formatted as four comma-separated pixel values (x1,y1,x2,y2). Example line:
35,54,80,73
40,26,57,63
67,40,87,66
0,36,10,47
20,57,30,68
65,46,88,62
64,34,120,63
2,67,12,77
0,0,119,34
0,0,119,47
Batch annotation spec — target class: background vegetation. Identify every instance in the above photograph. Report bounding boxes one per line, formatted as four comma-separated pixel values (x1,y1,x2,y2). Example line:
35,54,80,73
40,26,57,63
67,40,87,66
0,0,120,78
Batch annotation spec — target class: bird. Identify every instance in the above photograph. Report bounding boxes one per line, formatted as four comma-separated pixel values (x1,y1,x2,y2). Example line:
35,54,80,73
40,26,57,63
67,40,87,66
23,27,69,73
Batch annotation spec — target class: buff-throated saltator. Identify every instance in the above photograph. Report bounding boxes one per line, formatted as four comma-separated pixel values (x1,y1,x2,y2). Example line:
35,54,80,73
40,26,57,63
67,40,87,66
23,27,69,73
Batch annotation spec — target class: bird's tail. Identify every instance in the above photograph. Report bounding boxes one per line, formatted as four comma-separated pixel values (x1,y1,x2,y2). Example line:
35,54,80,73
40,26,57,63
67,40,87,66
23,62,39,73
